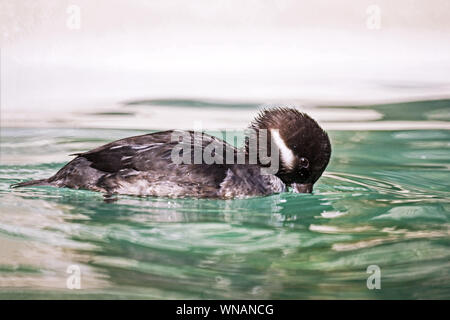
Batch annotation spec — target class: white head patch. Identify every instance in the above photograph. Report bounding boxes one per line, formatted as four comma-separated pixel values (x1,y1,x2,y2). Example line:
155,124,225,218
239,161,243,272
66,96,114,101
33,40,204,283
270,129,295,170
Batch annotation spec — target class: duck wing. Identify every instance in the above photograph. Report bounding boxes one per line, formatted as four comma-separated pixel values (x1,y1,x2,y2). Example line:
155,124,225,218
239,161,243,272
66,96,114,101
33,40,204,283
69,130,236,196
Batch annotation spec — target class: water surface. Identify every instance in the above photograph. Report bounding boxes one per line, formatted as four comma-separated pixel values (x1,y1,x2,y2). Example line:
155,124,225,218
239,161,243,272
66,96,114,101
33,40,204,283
0,99,449,299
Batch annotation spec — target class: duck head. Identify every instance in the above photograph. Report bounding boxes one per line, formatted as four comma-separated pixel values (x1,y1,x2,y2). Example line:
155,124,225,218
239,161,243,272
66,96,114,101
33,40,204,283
248,107,331,193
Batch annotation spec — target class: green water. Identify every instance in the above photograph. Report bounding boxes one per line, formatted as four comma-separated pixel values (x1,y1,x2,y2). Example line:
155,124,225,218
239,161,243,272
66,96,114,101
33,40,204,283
0,100,449,299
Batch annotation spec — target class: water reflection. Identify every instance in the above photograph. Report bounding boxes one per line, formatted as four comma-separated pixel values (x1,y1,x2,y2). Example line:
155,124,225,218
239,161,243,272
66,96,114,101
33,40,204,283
1,170,448,299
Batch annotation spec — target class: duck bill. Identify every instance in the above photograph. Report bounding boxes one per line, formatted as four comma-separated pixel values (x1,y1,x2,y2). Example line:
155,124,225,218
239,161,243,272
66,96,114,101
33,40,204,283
292,183,313,194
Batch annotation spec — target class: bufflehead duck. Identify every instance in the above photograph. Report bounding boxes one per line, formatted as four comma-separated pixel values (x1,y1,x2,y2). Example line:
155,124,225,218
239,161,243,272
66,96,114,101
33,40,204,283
12,108,331,199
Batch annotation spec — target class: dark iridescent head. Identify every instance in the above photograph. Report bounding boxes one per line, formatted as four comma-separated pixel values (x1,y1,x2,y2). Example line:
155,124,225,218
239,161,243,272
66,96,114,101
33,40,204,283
249,107,331,193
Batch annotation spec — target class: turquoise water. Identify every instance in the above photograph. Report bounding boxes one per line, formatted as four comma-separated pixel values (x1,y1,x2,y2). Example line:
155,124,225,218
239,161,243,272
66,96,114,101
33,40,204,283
0,99,449,299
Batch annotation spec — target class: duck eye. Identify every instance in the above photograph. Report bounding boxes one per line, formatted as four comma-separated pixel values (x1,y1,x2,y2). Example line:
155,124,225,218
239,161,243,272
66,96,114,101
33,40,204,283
299,157,309,168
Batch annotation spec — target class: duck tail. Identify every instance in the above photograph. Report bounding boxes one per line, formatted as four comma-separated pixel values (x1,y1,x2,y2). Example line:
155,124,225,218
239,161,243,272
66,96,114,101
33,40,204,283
11,179,50,188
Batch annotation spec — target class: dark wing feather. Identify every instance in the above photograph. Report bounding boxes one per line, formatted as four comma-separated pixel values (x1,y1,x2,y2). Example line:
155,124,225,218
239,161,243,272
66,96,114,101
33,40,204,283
76,130,235,188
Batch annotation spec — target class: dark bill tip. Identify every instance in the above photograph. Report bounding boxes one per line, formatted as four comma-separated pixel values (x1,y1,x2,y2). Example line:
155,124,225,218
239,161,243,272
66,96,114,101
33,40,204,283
292,183,313,194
